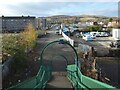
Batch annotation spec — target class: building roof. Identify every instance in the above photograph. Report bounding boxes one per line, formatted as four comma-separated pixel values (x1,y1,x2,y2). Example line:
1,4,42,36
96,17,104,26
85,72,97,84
1,16,36,19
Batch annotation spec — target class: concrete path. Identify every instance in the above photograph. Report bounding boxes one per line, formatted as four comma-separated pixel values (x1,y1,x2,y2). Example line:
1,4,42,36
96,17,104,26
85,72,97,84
45,72,73,88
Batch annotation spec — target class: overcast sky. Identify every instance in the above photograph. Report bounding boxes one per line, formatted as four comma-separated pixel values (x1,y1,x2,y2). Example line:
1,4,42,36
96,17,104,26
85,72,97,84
0,0,119,17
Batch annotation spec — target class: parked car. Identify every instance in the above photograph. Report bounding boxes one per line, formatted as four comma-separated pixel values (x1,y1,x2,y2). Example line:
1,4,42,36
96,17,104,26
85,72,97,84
101,32,109,37
63,31,71,36
110,40,120,48
94,32,109,37
82,34,95,41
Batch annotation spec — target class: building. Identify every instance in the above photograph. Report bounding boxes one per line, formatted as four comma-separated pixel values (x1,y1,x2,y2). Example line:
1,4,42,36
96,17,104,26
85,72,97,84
36,17,43,30
0,17,2,32
36,17,48,30
107,20,118,28
1,16,36,32
42,18,47,30
112,28,120,40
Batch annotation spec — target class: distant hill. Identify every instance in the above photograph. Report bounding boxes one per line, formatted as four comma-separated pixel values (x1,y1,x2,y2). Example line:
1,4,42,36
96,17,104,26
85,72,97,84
47,15,72,18
46,14,117,19
38,15,117,19
38,15,118,23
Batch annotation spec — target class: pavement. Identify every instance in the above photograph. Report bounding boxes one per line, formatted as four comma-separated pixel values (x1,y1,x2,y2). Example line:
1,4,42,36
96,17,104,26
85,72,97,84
37,30,74,88
38,30,75,71
34,30,75,88
45,72,72,88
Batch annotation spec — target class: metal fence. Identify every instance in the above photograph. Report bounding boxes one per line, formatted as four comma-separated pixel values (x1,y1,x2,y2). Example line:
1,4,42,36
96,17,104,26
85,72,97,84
67,64,116,89
7,64,52,90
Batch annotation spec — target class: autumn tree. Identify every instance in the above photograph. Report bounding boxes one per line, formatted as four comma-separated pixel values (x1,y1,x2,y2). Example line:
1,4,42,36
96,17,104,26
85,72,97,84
12,23,37,72
19,23,37,52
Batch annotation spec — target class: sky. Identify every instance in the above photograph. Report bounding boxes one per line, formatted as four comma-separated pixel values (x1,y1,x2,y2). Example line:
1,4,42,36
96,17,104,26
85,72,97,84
0,0,119,17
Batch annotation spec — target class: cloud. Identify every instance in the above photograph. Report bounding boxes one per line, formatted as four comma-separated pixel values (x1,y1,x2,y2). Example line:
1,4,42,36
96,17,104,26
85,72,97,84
47,2,118,17
78,7,118,17
1,2,77,16
0,2,118,17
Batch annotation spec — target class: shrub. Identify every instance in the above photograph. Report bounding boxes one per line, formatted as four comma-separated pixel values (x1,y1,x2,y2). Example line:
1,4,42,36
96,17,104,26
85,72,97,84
11,50,28,73
20,23,37,52
2,34,18,61
3,23,37,72
86,26,102,32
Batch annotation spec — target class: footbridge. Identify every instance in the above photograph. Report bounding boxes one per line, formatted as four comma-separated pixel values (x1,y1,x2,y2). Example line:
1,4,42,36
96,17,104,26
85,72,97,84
7,39,116,90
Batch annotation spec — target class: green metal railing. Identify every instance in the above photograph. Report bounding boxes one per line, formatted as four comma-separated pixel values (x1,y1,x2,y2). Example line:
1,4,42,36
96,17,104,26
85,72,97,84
6,39,117,89
7,64,52,90
67,64,116,90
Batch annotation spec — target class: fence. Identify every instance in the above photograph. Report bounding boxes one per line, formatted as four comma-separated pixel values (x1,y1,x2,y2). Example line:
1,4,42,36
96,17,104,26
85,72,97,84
67,64,116,89
62,32,74,46
7,64,52,89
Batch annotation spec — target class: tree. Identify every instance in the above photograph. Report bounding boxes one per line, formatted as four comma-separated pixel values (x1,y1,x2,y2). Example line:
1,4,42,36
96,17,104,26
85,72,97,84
109,18,113,22
3,23,37,62
20,23,37,52
86,26,102,32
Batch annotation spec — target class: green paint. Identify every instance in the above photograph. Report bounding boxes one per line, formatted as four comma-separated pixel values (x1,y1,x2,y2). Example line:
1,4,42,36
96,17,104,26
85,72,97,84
7,40,117,90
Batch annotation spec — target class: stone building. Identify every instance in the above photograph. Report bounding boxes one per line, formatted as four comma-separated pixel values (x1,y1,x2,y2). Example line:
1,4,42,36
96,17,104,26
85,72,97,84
1,16,36,32
36,17,48,30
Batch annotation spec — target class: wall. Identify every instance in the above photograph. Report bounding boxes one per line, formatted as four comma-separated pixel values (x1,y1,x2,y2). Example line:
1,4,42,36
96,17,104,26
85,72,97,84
2,16,36,32
78,44,91,54
112,28,120,40
62,32,74,46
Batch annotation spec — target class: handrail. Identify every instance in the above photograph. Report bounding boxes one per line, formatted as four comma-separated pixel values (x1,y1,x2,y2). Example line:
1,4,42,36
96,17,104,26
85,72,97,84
40,71,45,86
66,69,77,73
6,64,51,89
67,67,89,89
67,65,116,89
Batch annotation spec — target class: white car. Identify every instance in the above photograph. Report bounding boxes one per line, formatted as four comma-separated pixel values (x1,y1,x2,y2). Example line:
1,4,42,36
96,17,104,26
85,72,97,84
83,34,95,41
